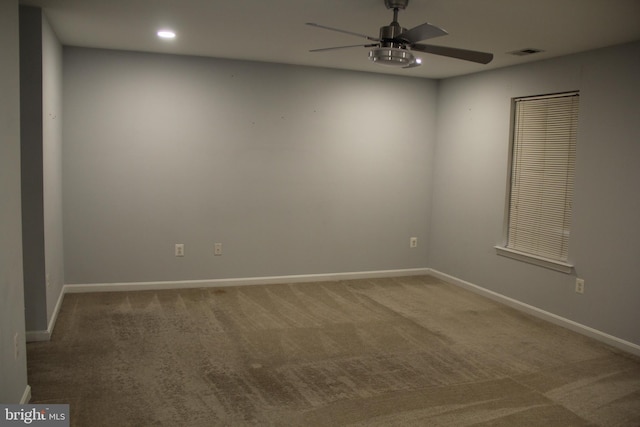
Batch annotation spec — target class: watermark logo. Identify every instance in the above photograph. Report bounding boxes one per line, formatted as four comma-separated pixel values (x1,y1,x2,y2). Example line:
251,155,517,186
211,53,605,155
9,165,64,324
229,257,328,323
1,405,69,426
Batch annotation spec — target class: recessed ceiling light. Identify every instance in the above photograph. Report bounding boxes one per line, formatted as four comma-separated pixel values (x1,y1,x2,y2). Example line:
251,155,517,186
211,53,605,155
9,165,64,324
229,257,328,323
157,30,176,40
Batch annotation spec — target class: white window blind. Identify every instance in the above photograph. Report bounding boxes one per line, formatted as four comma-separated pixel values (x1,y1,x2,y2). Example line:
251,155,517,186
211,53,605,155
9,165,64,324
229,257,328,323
507,92,579,262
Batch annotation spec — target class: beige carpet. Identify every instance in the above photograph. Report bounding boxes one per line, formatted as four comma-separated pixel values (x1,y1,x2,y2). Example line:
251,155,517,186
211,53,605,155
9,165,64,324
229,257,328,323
27,275,640,426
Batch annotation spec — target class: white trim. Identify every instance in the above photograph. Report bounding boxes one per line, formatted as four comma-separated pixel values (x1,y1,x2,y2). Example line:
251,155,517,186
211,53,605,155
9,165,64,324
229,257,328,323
59,267,640,357
25,330,50,342
495,246,574,274
26,288,66,342
429,269,640,357
63,268,431,294
47,286,65,335
20,385,31,404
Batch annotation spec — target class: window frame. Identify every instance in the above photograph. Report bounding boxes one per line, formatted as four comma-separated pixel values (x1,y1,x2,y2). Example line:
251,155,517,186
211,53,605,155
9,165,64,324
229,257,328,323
495,91,579,274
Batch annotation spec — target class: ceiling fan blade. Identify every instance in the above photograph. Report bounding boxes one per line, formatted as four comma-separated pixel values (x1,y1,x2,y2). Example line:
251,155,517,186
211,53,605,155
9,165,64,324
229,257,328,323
411,43,494,64
310,44,378,52
306,23,380,42
396,22,447,43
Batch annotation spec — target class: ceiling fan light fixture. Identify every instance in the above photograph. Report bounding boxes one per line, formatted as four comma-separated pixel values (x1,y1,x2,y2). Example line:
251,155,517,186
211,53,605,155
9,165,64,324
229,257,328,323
309,0,493,67
368,47,416,67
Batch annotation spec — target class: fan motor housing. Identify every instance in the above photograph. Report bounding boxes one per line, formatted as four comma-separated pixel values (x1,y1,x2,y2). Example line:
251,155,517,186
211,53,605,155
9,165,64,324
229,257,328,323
384,0,409,10
379,24,405,47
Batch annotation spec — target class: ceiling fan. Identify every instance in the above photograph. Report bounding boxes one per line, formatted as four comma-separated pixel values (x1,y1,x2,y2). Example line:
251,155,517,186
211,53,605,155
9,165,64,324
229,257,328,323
306,0,493,69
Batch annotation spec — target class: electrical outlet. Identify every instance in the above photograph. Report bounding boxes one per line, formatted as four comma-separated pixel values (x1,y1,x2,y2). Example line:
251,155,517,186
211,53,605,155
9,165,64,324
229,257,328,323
575,278,584,294
410,237,418,248
214,243,223,256
175,244,185,257
14,332,19,360
46,273,51,288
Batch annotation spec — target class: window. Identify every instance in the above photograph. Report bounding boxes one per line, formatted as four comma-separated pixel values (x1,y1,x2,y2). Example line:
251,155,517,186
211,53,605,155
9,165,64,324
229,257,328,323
496,92,579,273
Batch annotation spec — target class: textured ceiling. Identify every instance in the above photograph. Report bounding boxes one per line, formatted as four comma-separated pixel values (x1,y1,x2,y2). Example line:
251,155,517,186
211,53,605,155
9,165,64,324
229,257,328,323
21,0,640,79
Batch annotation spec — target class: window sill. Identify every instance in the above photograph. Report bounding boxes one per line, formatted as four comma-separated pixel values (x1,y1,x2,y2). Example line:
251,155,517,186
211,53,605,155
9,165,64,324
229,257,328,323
494,246,574,274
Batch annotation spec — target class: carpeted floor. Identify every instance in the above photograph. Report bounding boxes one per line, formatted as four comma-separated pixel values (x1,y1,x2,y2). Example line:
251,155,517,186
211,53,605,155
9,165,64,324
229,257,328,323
27,275,640,426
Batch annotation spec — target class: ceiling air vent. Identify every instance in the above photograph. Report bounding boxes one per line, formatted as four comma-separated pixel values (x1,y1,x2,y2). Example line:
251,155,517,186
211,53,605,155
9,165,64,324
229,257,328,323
509,48,544,56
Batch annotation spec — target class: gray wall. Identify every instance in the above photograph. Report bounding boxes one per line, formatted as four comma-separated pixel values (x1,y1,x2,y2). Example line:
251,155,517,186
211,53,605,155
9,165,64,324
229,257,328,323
20,6,47,331
0,0,29,403
429,41,640,346
42,12,65,325
63,48,437,284
20,6,65,333
62,41,640,348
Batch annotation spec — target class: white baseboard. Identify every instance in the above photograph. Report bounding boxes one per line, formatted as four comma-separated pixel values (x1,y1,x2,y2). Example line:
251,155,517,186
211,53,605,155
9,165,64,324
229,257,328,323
63,268,431,294
25,330,50,342
20,385,31,404
57,267,640,357
26,288,66,342
33,269,427,342
429,269,640,358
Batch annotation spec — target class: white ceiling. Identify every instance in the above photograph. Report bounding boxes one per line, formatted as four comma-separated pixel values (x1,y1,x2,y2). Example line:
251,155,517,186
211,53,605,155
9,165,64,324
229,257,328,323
20,0,640,79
